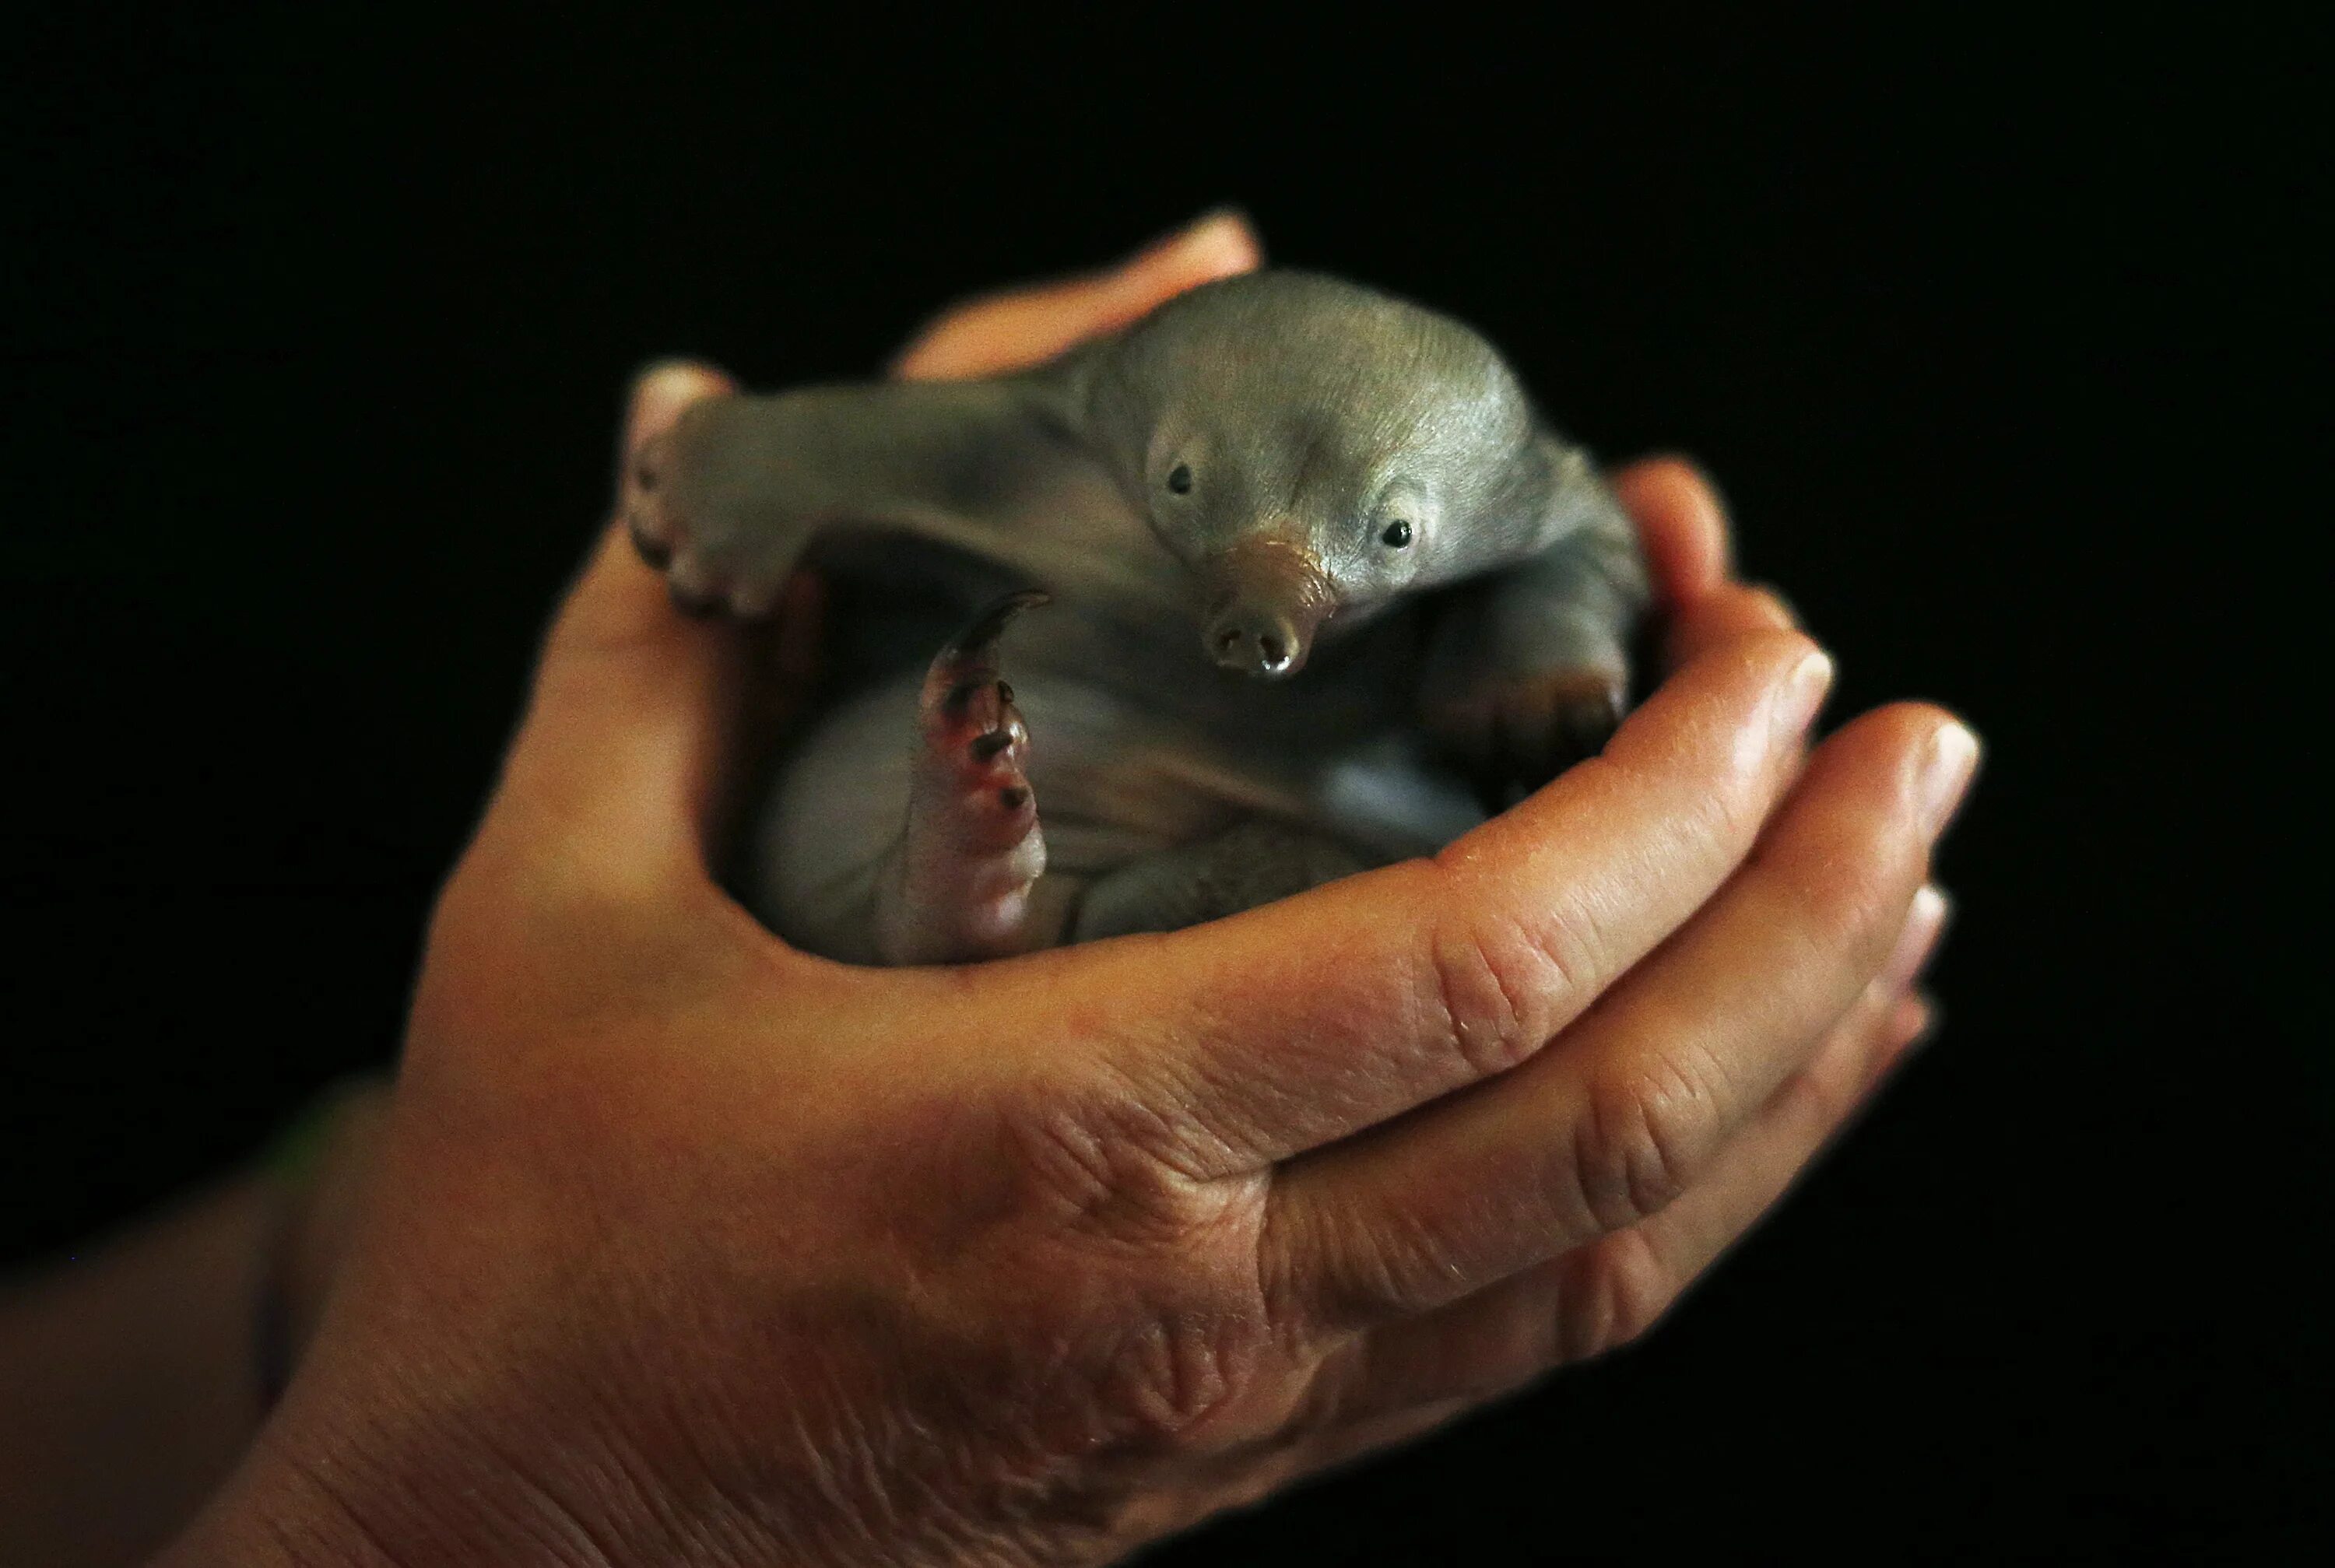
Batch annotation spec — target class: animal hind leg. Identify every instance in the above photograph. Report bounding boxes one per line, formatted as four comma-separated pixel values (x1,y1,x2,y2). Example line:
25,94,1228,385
872,592,1052,965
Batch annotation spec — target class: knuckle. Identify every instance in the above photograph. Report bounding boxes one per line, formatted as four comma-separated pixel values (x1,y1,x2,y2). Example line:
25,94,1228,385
994,1075,1245,1251
1251,1208,1321,1337
996,1241,1284,1461
1568,1051,1716,1231
1310,1196,1479,1325
1085,1309,1276,1453
1561,1229,1681,1361
1691,764,1778,866
1426,903,1593,1082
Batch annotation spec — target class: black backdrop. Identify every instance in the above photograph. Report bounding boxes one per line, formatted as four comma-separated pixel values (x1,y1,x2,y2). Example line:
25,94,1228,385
3,11,2324,1563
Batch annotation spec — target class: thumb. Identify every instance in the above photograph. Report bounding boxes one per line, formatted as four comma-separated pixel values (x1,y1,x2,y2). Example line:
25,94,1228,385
890,209,1263,381
488,362,817,886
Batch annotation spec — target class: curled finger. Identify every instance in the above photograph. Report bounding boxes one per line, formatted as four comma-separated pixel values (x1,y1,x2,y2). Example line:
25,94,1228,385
1298,892,1947,1426
1261,707,1976,1331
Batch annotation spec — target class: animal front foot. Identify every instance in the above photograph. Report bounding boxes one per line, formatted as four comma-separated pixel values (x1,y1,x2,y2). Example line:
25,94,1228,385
621,383,807,619
1430,664,1627,814
876,591,1052,965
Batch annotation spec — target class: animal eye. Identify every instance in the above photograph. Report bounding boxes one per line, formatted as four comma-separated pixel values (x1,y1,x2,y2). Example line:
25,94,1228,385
1380,519,1413,549
1167,463,1193,494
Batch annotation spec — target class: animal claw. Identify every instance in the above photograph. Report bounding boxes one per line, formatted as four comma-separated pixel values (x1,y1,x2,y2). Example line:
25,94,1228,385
882,605,1050,964
939,588,1052,667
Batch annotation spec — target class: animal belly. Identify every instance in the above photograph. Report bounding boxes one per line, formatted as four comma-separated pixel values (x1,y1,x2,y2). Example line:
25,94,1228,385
741,665,1480,961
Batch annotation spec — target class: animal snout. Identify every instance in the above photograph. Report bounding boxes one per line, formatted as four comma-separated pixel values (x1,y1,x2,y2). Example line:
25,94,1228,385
1206,604,1305,679
1198,534,1334,680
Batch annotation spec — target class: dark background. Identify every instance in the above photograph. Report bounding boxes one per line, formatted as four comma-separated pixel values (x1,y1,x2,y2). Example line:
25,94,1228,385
3,10,2324,1562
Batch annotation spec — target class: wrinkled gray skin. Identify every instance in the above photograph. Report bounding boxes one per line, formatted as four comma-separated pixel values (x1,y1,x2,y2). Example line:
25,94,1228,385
625,271,1649,965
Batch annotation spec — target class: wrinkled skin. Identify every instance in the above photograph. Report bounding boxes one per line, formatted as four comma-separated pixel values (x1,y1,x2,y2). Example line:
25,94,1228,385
160,216,1974,1568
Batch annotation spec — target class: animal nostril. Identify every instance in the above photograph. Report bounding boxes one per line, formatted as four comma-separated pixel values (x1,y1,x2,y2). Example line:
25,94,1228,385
1216,628,1243,654
1258,634,1286,666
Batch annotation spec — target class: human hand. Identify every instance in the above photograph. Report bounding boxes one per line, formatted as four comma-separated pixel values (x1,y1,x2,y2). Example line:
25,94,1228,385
169,214,1972,1567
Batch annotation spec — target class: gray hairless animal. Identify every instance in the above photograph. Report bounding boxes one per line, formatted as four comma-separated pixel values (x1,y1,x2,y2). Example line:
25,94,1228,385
623,271,1651,965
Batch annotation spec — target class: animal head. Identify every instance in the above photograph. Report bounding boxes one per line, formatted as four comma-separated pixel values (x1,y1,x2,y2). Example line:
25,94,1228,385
1090,272,1544,678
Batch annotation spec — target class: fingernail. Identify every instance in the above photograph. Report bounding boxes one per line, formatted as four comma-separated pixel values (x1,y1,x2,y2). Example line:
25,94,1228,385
1882,886,1951,993
1917,721,1980,837
1771,648,1834,747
